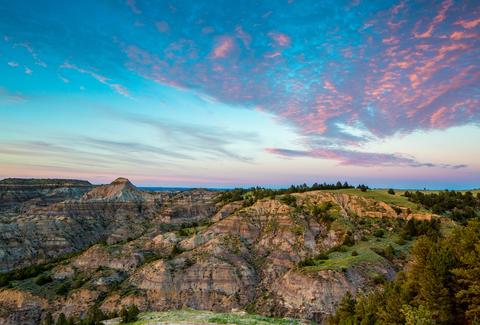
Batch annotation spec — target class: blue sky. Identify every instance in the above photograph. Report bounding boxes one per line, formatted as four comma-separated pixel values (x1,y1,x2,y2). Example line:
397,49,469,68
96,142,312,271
0,0,479,188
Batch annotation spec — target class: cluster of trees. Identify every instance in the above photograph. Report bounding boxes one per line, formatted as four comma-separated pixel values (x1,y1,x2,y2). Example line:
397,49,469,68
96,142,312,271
328,220,480,324
217,181,356,205
42,305,139,325
404,190,480,223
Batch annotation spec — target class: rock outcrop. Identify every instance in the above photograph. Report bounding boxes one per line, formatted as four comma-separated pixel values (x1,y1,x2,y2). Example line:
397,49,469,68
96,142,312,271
0,180,435,324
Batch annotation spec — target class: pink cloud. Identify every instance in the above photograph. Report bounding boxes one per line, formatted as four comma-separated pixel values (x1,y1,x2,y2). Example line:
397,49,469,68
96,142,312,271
235,26,251,49
212,37,234,58
455,17,480,29
414,0,452,38
450,31,477,40
269,32,291,46
265,147,466,169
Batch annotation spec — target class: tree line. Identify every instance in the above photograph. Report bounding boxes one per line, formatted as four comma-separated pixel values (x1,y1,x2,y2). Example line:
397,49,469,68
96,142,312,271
216,181,360,205
328,219,480,324
404,190,480,223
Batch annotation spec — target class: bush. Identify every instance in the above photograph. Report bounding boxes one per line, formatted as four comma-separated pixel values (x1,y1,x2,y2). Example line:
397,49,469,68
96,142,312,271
388,188,395,195
343,232,355,246
373,229,384,238
373,274,386,284
315,253,329,260
35,274,53,286
120,305,140,323
55,282,70,295
351,250,358,256
280,194,297,207
298,258,316,267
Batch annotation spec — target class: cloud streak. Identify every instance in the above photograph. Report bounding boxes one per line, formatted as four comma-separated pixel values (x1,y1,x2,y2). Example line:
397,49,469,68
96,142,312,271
266,147,467,169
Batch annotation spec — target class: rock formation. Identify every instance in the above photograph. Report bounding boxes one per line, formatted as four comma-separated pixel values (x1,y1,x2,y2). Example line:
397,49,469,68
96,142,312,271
0,178,434,324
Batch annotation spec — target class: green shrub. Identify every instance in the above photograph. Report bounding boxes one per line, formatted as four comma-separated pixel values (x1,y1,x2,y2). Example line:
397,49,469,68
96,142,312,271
351,250,358,256
343,232,355,246
388,188,395,195
280,194,297,207
35,274,52,286
373,274,386,284
55,282,70,295
298,258,316,267
315,253,329,260
120,305,140,323
373,229,384,238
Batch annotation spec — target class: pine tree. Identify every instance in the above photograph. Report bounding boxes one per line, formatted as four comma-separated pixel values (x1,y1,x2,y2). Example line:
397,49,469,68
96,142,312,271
451,220,480,322
43,312,54,325
56,313,68,325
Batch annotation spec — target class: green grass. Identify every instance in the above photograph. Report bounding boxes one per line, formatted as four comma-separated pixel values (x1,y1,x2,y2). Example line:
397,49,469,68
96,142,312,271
328,189,420,211
301,233,411,272
123,309,310,324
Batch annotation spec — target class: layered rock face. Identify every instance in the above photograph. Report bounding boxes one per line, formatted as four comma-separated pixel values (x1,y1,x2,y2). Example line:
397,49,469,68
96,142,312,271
0,178,93,217
0,178,217,272
0,181,431,324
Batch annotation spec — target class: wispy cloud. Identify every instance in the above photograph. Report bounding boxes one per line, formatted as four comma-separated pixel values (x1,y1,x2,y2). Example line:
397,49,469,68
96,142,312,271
119,112,257,162
0,87,27,104
266,147,467,169
60,62,131,98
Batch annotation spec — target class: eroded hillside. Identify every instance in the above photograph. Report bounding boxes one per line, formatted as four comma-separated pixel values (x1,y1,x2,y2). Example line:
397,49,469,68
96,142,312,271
0,178,438,324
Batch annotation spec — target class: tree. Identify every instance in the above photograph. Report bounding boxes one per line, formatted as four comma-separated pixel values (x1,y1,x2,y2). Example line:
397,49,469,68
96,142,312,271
43,312,54,325
401,305,435,325
120,305,140,323
450,220,480,322
408,237,456,323
327,292,356,324
56,313,67,325
388,188,395,195
127,305,140,322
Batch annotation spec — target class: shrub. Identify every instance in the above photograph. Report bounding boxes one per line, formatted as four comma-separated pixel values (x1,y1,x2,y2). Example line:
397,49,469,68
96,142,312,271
373,274,386,284
388,188,396,195
35,274,53,285
280,194,297,207
120,305,140,323
351,250,358,256
55,313,67,325
43,312,54,325
298,258,316,267
55,283,70,296
315,253,329,260
373,229,384,238
343,231,355,246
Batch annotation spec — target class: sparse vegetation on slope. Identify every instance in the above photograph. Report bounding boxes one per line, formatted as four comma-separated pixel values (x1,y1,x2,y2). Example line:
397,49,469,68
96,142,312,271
119,309,310,324
328,220,480,325
404,190,480,223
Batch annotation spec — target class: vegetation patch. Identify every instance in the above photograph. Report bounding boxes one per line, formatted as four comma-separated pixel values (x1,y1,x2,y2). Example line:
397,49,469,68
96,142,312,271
121,309,310,324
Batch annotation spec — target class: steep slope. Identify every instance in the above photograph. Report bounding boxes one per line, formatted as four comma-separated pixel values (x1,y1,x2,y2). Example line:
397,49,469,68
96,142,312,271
81,177,147,202
0,178,217,272
0,178,93,217
0,183,437,324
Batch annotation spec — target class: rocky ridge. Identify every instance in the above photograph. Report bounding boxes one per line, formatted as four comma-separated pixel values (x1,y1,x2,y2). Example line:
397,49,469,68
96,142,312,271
0,178,436,324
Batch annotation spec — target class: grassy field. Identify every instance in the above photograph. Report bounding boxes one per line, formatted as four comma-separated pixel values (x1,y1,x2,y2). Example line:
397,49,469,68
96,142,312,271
119,309,310,324
328,188,479,211
328,188,420,210
301,232,411,272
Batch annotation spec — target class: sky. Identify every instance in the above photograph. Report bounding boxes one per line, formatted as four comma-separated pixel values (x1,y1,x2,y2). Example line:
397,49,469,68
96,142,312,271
0,0,479,189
